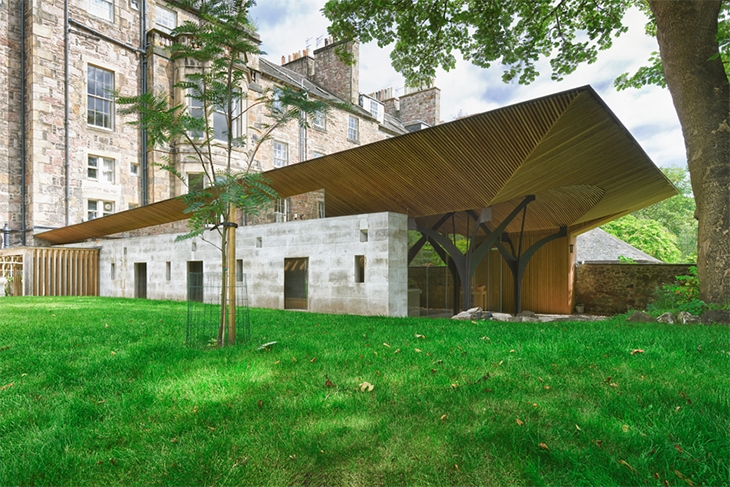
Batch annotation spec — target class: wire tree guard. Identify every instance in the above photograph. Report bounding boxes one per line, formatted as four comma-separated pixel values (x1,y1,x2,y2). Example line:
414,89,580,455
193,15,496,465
186,272,250,347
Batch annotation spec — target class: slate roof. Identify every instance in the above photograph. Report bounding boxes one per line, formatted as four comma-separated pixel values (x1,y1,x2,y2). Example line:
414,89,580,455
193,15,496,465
575,228,662,263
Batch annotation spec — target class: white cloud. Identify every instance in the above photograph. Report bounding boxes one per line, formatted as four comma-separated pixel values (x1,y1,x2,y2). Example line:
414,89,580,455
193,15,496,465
251,2,685,167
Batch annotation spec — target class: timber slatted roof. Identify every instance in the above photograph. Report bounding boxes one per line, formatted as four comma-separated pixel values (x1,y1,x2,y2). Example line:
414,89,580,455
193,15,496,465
37,86,676,245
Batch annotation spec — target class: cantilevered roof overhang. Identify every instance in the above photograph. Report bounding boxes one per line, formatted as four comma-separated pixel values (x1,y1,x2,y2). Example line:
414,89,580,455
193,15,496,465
37,86,677,245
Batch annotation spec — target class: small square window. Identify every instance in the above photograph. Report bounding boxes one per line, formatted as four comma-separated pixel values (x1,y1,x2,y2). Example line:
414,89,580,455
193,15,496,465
88,156,114,183
348,116,359,142
130,162,139,176
360,229,368,242
156,5,177,33
188,173,205,193
255,237,262,248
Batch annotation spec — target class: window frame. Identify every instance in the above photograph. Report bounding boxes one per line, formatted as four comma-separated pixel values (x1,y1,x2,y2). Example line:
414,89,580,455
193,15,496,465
87,65,114,130
88,0,114,21
213,91,242,143
312,110,326,130
155,5,177,33
348,115,359,142
273,141,288,168
88,155,114,183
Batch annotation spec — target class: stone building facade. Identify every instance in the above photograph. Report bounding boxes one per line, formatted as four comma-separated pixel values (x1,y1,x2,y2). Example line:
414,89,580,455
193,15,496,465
0,1,440,248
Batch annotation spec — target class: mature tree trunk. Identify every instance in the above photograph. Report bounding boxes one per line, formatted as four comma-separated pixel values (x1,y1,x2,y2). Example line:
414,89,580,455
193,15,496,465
648,0,730,304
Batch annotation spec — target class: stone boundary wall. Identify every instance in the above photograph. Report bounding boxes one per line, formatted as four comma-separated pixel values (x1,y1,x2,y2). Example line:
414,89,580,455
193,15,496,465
574,263,694,314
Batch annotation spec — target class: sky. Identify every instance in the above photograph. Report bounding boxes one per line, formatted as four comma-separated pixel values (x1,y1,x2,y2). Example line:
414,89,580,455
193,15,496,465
249,0,686,168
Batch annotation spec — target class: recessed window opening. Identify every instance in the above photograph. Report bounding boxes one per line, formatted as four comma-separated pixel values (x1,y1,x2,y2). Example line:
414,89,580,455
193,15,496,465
88,66,114,129
255,237,262,248
236,259,243,281
166,261,171,281
156,5,177,32
110,262,116,280
360,229,368,242
355,255,365,283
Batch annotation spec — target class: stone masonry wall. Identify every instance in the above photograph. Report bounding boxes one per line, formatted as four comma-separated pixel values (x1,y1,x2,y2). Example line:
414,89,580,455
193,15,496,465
398,87,441,126
574,263,694,314
72,211,409,317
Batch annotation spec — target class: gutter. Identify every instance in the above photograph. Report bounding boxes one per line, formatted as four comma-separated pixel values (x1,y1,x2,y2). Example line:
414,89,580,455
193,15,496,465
140,0,148,205
19,0,26,245
64,0,70,226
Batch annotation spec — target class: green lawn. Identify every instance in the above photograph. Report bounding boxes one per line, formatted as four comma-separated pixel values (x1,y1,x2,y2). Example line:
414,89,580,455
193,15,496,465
0,297,728,486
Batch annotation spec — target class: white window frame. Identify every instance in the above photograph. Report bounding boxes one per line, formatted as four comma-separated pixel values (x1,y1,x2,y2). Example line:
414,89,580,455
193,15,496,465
88,155,114,183
273,141,288,168
88,0,113,21
213,91,242,143
155,5,177,33
348,116,359,142
187,80,204,138
312,110,325,130
87,200,114,220
275,198,288,223
272,88,284,113
88,65,114,129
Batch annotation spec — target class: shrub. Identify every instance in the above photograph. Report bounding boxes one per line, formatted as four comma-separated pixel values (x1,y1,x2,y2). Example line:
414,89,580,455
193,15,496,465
649,266,708,315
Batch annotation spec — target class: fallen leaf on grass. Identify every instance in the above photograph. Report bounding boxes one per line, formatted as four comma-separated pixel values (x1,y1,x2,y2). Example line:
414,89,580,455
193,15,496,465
394,348,401,354
663,481,670,487
454,464,459,470
274,360,280,365
516,418,524,426
414,348,422,353
609,382,618,388
170,438,178,443
110,351,117,356
415,334,425,339
618,459,636,473
538,443,550,452
509,349,515,353
544,386,551,390
383,343,391,348
0,383,14,391
675,406,681,413
310,357,317,363
630,348,645,355
575,424,581,431
593,439,603,448
359,381,375,392
431,369,437,374
674,444,683,453
324,377,335,388
622,424,630,433
291,357,297,363
451,383,459,389
257,400,264,408
440,414,447,421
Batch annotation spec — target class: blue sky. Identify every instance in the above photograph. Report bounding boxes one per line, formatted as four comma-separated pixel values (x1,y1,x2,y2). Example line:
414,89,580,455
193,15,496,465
250,1,686,168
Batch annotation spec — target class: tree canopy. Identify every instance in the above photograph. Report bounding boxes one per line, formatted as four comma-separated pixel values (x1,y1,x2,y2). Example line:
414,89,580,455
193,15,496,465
325,0,730,305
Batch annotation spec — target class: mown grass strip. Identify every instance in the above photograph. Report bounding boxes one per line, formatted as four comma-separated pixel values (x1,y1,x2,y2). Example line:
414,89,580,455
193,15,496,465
0,297,727,486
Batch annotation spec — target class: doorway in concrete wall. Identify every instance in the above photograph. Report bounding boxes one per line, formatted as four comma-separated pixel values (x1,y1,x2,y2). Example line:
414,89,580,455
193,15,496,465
284,258,308,310
134,263,147,299
187,261,204,303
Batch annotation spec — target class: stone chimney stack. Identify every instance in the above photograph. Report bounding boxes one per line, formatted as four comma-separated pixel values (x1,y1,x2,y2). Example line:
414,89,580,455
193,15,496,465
398,87,441,127
312,38,360,105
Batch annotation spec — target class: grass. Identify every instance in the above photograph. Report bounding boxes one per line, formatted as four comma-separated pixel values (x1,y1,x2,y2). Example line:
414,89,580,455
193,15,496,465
0,297,728,486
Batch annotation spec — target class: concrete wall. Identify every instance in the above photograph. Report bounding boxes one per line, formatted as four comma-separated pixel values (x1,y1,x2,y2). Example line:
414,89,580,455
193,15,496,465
75,212,409,317
574,263,694,314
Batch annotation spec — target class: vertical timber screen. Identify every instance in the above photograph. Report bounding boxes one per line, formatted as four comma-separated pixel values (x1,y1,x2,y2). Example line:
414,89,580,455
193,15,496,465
186,272,251,346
